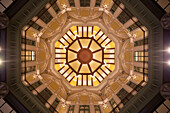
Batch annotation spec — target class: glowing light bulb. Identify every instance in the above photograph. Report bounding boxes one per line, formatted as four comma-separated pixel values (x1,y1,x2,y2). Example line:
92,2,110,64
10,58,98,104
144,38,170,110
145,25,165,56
62,104,66,108
168,60,170,65
33,74,37,78
103,104,107,108
104,4,107,9
133,34,136,38
0,59,3,65
62,4,67,9
133,75,136,79
33,33,37,37
167,48,170,53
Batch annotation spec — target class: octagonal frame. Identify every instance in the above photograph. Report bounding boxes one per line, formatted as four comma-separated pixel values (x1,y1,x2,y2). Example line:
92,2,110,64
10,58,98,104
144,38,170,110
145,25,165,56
51,22,120,90
5,0,163,113
65,36,105,75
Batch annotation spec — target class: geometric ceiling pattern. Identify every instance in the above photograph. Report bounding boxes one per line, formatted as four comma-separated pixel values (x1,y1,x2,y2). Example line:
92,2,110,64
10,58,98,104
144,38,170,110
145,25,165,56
1,0,164,111
18,0,152,111
18,0,151,111
55,26,115,86
3,0,162,112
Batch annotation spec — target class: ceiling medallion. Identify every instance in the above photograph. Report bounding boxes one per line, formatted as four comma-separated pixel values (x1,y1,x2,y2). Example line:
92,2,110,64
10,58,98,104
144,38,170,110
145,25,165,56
77,48,93,64
66,36,104,76
55,26,115,86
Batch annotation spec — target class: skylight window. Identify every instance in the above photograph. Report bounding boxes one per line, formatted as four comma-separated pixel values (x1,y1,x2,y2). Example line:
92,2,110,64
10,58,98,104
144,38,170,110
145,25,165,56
55,26,115,86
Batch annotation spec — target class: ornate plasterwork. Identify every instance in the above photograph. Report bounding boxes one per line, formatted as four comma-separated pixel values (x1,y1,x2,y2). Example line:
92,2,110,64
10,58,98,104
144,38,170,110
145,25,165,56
50,20,121,92
54,25,117,87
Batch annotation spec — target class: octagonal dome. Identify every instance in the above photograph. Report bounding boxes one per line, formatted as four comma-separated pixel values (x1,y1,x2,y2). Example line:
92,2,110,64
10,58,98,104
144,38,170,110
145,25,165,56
12,0,158,112
55,26,115,86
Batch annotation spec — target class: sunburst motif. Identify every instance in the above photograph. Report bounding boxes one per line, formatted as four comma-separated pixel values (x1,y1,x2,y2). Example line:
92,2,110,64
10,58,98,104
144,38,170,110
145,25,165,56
55,26,115,86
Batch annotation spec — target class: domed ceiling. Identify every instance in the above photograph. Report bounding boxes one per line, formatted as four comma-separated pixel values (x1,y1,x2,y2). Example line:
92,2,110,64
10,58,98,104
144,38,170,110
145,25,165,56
20,0,148,112
55,26,115,86
7,0,158,112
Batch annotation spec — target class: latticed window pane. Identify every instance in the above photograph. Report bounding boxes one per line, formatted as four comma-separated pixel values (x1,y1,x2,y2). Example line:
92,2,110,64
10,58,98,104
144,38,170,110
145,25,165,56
49,0,56,4
22,38,36,46
27,80,42,91
134,85,143,92
95,0,102,7
49,97,60,112
110,0,120,14
134,66,148,75
37,8,53,24
80,0,90,7
49,107,55,112
121,98,129,105
21,50,36,62
94,105,101,113
79,105,90,113
52,98,60,108
37,88,52,104
134,38,148,47
117,8,133,24
127,21,143,32
50,1,60,13
68,0,75,7
109,98,117,108
68,105,75,113
116,88,128,100
28,20,43,31
115,107,120,113
111,106,120,113
22,65,36,74
125,94,133,101
134,51,148,62
126,81,137,88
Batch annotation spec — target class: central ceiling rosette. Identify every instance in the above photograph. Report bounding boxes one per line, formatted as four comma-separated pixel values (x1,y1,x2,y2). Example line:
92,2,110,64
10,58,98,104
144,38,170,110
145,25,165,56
55,26,115,86
66,36,104,75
